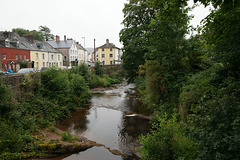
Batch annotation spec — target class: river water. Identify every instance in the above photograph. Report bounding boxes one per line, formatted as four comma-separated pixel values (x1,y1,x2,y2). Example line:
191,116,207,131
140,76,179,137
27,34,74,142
51,82,151,160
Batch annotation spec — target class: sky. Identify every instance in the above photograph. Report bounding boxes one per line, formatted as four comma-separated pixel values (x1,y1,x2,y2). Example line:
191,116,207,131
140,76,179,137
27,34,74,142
0,0,211,49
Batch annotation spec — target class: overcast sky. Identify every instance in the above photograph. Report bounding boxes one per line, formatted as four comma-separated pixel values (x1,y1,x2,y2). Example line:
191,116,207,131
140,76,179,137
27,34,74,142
0,0,211,48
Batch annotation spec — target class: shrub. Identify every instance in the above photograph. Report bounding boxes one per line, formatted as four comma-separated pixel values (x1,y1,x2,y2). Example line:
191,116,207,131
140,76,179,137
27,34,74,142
138,114,197,160
61,132,73,142
69,74,91,106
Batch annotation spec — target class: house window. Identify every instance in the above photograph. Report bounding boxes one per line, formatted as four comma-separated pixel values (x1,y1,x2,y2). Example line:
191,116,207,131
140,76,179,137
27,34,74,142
36,62,39,69
16,54,18,60
42,53,45,59
110,54,113,58
51,55,54,60
24,54,26,59
110,61,113,65
36,53,38,59
56,63,58,67
43,62,45,67
58,55,60,60
3,53,6,60
64,56,67,61
102,54,105,58
102,61,105,65
102,48,104,51
20,54,22,59
110,48,112,51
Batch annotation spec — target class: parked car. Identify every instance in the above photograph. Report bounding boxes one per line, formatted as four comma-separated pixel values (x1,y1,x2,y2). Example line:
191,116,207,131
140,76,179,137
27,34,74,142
5,69,14,73
40,67,49,72
17,68,37,74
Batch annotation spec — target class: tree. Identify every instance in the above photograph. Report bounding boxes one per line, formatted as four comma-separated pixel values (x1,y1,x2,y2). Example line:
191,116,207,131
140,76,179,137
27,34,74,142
119,0,155,83
141,0,191,112
12,28,44,41
39,25,54,41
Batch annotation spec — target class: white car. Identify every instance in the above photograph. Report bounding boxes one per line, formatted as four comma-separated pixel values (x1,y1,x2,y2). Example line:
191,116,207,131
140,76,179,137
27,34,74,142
17,68,37,73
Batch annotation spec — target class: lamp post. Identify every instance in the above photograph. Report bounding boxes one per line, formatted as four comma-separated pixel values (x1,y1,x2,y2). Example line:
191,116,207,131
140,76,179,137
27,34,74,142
81,37,85,48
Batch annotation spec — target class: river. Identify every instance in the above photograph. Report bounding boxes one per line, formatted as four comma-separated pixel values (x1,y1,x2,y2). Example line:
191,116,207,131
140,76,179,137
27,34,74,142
50,82,151,160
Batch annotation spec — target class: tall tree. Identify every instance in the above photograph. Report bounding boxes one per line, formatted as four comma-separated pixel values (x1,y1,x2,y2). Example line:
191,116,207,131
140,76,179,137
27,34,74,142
142,0,191,112
119,0,155,83
39,25,54,41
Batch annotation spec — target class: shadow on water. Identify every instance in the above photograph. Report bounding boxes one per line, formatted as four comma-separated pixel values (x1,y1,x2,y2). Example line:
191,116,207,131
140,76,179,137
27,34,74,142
52,83,151,160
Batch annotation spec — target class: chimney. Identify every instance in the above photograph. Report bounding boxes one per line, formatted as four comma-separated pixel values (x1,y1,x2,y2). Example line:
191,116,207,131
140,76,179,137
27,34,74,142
3,31,10,38
23,34,34,43
64,35,66,41
56,35,60,42
106,39,109,45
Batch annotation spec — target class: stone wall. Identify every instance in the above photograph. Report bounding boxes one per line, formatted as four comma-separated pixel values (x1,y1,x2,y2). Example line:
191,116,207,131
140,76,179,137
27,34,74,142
103,64,122,76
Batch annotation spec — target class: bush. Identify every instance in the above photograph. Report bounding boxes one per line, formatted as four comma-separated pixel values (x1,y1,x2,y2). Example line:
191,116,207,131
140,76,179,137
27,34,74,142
94,61,104,76
138,114,197,160
61,132,73,142
69,74,91,106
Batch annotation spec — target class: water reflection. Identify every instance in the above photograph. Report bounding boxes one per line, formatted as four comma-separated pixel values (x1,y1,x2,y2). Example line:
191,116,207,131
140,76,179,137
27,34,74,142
55,83,150,159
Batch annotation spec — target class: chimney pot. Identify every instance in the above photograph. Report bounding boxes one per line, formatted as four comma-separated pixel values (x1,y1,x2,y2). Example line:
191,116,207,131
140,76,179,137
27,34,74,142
56,35,60,42
64,35,66,41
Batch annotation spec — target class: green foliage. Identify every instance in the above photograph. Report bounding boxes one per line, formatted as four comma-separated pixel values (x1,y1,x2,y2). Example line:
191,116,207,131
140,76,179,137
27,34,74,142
111,70,127,81
20,60,30,69
70,62,91,82
61,132,73,142
94,61,104,76
138,114,197,160
120,0,155,83
12,28,44,41
39,25,54,41
69,74,91,106
122,0,240,159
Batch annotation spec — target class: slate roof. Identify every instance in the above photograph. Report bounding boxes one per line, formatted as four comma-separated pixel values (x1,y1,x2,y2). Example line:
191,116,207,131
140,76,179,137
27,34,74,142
47,40,74,49
97,39,120,49
0,31,61,53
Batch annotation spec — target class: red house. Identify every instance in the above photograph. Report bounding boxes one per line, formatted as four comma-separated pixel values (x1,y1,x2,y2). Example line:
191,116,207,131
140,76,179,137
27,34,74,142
0,31,30,72
0,47,30,72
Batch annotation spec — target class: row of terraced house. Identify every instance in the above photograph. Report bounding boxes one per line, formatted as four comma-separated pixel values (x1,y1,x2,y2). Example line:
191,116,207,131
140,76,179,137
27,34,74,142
0,31,88,72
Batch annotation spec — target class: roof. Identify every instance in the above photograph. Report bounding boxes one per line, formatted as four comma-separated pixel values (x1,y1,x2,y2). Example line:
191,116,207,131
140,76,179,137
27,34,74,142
47,40,74,49
0,31,62,54
76,43,86,51
97,39,120,49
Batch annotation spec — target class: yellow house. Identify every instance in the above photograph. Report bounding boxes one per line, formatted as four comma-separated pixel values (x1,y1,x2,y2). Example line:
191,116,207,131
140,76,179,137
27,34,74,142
97,39,121,65
20,35,63,70
30,50,49,70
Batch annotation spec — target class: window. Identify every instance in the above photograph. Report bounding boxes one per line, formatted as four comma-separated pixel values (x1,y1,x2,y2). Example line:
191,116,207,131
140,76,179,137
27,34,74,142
51,55,54,60
102,54,105,58
42,53,45,59
36,62,39,69
36,53,38,59
56,63,58,67
16,54,18,60
102,48,104,51
110,48,112,51
110,54,113,58
102,61,105,65
58,55,60,60
24,54,26,59
64,56,67,61
3,53,6,60
43,62,45,67
20,54,22,59
110,61,113,65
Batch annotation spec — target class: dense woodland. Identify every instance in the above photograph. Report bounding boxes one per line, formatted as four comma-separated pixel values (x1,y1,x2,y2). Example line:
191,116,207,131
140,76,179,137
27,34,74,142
120,0,240,159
